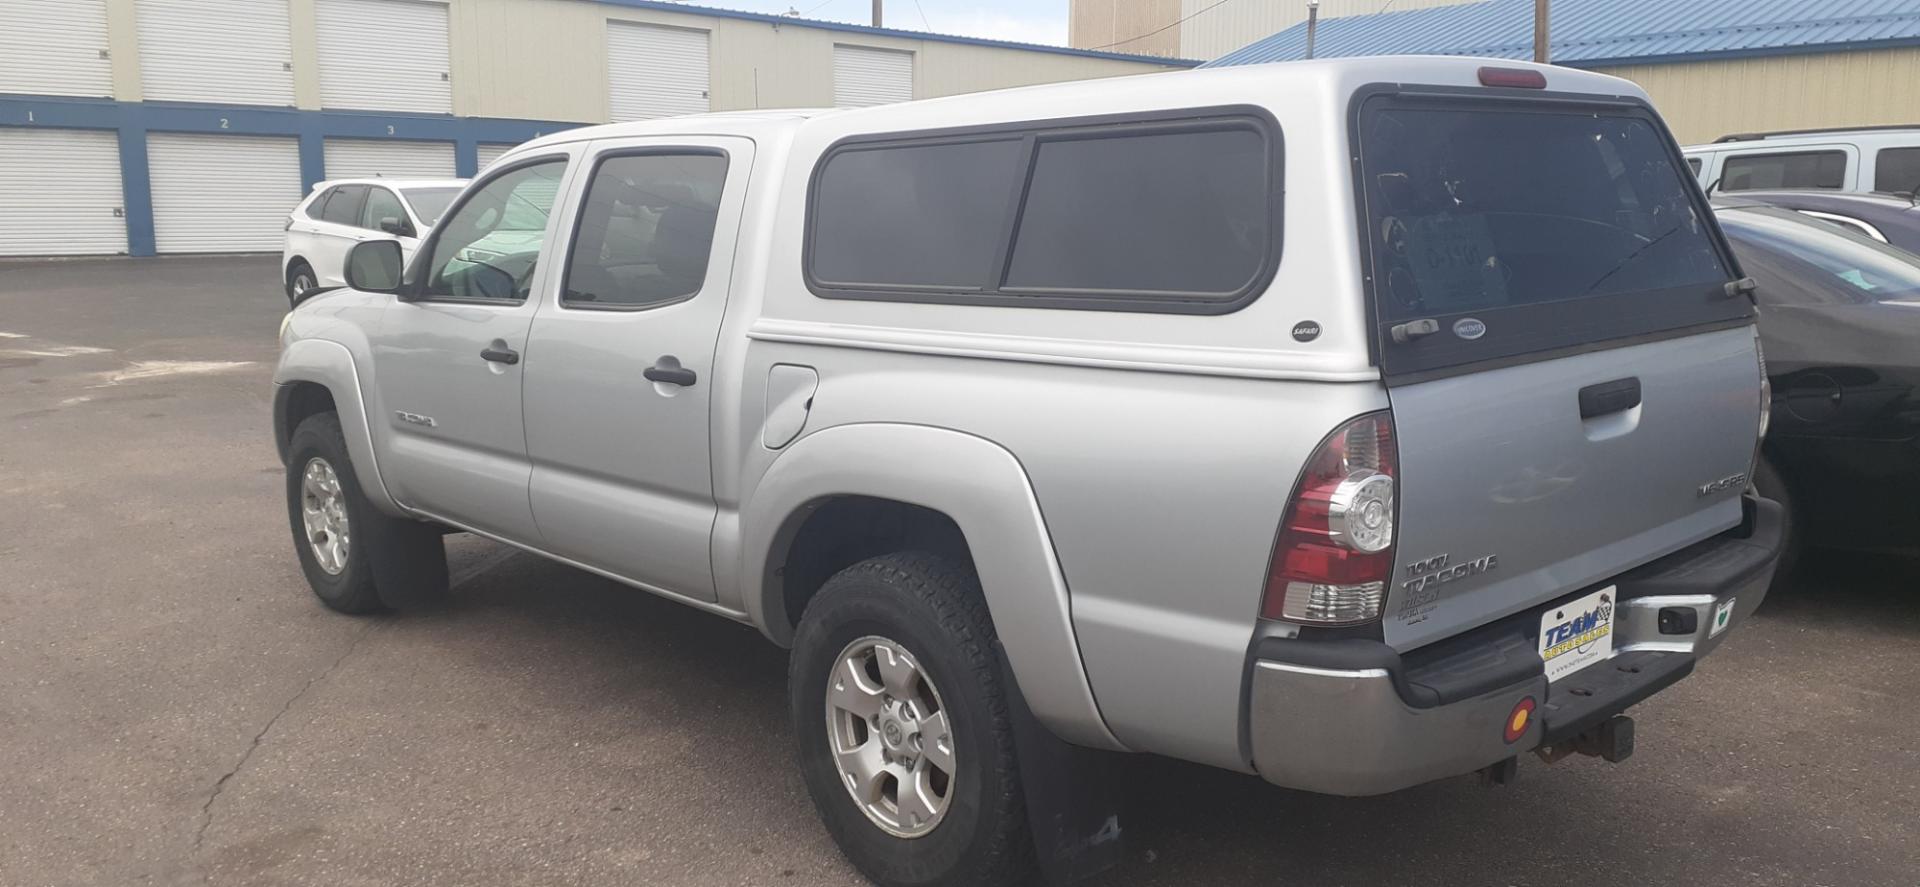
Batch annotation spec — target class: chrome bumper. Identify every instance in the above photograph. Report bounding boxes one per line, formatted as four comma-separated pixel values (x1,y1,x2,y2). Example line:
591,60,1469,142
1247,496,1783,797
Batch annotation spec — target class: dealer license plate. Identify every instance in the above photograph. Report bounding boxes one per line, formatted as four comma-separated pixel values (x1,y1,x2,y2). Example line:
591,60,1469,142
1538,586,1616,682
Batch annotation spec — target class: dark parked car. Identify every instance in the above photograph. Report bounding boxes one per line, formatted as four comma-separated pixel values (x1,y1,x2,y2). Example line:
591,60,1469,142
1716,199,1920,564
1728,189,1920,253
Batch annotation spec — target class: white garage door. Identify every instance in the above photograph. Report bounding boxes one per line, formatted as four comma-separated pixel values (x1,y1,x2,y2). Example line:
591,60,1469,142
476,143,520,172
135,0,295,105
833,45,913,108
315,0,452,113
607,22,710,122
0,0,112,97
148,134,302,253
0,128,126,257
324,138,456,179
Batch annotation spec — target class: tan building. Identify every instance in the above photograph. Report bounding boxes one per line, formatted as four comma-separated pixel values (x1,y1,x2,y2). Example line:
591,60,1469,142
0,0,1190,257
1071,0,1920,145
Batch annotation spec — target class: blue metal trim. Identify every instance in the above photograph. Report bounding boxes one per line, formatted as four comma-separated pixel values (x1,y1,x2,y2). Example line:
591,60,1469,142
589,0,1201,66
1563,36,1920,70
116,124,154,256
1,96,582,257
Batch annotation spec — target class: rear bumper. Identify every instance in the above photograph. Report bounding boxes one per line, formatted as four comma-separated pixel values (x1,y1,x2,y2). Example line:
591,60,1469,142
1246,494,1783,796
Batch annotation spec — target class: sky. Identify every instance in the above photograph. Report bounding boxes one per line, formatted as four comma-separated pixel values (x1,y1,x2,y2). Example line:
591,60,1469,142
662,0,1071,47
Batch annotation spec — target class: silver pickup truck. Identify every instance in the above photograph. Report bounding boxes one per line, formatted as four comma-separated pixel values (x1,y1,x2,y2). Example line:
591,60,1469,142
273,57,1784,887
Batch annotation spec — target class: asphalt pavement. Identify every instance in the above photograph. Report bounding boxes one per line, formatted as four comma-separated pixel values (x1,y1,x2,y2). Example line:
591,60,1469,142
2,255,1916,886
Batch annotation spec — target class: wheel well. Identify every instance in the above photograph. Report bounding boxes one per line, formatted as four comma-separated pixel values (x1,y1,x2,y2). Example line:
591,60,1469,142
275,381,336,462
286,256,311,281
773,496,973,639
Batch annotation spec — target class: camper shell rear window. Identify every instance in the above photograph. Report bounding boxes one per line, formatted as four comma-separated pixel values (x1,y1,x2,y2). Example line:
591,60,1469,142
1352,88,1752,378
805,107,1283,314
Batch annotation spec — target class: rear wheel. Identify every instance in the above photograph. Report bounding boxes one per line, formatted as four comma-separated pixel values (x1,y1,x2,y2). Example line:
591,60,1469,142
790,552,1033,887
1753,455,1800,589
286,261,316,306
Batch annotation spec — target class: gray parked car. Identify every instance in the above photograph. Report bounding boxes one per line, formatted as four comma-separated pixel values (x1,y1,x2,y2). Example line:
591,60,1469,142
272,57,1783,887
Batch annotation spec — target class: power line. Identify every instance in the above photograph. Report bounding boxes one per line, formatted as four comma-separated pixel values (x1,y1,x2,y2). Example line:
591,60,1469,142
908,0,931,31
1088,0,1234,51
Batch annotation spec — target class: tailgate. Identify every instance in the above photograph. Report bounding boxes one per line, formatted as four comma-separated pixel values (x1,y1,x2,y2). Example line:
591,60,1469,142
1352,89,1763,650
1385,327,1759,649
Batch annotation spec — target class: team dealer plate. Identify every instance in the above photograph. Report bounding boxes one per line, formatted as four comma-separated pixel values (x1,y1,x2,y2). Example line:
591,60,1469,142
1538,587,1616,682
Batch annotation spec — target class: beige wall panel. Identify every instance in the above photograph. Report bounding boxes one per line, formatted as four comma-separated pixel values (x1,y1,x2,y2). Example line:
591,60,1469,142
104,0,142,100
1594,48,1920,145
1175,0,1477,60
453,0,608,122
431,0,1186,123
1070,0,1184,58
287,0,322,110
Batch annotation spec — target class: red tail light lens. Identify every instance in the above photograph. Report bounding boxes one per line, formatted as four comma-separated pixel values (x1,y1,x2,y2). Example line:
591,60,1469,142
1261,412,1399,624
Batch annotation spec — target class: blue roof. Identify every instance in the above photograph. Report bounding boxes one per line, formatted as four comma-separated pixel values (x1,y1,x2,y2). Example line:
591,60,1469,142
595,0,1202,67
1206,0,1920,68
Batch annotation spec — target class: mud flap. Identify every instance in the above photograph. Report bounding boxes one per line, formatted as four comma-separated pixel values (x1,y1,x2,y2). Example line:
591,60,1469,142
369,519,450,608
998,645,1128,885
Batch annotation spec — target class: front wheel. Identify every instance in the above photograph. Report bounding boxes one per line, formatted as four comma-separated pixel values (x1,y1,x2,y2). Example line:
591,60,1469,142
790,552,1034,887
285,412,447,613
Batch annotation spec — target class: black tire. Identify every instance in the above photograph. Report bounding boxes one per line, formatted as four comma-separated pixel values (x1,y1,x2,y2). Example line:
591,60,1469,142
285,412,447,613
1753,455,1801,588
286,261,316,306
790,552,1033,887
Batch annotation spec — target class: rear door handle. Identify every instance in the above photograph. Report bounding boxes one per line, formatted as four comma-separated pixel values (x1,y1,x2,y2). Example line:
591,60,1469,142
643,359,698,387
1579,377,1641,418
480,346,520,365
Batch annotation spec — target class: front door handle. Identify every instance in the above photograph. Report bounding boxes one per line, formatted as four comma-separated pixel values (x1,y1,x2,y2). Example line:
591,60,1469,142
643,359,698,387
480,345,520,365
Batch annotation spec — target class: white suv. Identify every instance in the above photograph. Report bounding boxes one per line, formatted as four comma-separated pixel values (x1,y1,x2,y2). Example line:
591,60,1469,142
282,178,465,304
1684,126,1920,195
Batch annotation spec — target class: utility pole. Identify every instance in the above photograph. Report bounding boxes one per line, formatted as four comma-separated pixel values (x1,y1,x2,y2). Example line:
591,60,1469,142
1533,0,1549,63
1305,0,1320,60
872,0,882,28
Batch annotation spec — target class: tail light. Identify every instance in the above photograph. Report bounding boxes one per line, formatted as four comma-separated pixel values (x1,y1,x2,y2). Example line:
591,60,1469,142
1260,412,1398,625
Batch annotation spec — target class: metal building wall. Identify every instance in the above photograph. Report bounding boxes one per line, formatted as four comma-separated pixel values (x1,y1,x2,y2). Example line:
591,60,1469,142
1594,47,1920,145
451,0,1184,124
1069,0,1184,59
1174,0,1477,61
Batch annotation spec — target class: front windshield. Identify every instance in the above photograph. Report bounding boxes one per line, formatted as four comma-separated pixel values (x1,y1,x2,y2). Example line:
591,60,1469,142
400,187,463,226
1719,205,1920,304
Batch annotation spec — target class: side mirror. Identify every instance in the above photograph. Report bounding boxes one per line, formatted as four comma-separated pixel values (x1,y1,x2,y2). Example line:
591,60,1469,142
379,216,411,237
345,239,404,293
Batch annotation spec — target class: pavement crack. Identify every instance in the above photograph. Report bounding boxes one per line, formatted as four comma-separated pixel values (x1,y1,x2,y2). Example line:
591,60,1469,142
190,622,379,858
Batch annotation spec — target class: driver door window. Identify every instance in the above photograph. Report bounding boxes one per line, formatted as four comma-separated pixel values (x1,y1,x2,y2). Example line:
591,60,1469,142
421,160,567,302
362,186,410,236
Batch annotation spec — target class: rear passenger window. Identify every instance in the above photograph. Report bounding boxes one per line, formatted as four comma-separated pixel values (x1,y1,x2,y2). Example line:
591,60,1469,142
1721,151,1846,191
562,152,729,309
304,188,335,219
806,110,1280,313
1874,147,1920,193
1686,157,1703,175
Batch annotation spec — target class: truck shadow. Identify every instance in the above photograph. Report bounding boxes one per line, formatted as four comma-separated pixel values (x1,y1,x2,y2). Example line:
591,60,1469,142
411,539,1918,887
